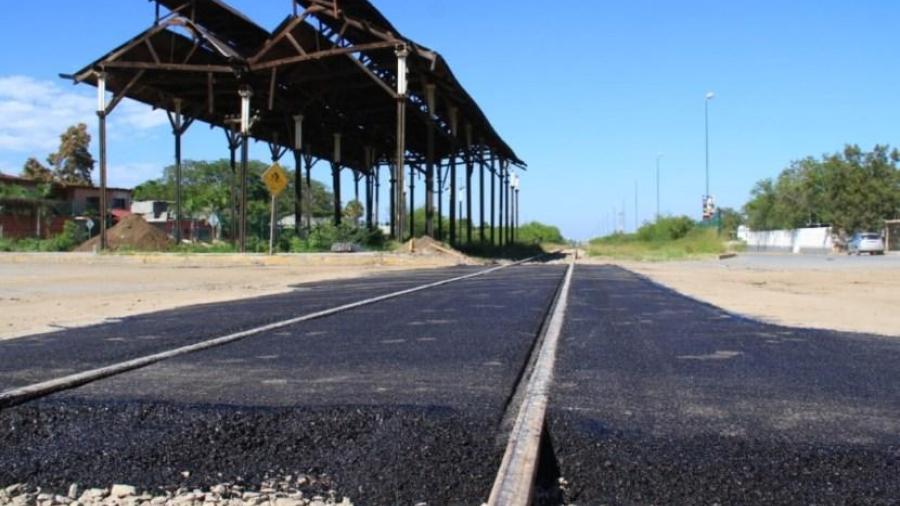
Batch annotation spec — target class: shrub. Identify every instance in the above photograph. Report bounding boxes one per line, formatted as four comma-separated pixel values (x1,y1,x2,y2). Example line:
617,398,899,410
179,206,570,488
636,216,695,242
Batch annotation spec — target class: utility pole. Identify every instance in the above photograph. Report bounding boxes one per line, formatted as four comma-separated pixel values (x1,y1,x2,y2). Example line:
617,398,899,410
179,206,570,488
704,91,715,219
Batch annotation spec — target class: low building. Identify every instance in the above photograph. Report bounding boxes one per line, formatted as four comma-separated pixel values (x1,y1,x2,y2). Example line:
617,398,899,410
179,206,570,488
132,200,216,242
0,173,132,239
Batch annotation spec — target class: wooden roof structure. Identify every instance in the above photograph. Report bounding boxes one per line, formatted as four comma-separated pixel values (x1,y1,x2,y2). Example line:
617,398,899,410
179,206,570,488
65,0,524,172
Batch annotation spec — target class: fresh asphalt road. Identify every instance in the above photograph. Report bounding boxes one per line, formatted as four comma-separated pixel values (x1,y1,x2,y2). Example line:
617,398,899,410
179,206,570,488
1,264,567,505
549,265,900,504
3,261,899,505
0,266,482,390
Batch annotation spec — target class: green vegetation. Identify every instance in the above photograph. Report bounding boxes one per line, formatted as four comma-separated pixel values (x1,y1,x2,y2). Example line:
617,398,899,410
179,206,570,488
0,221,84,252
744,145,900,235
133,159,336,241
587,216,732,261
516,221,565,245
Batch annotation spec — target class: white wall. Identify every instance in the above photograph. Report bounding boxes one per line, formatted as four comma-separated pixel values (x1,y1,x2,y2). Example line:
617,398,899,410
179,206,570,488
737,226,834,253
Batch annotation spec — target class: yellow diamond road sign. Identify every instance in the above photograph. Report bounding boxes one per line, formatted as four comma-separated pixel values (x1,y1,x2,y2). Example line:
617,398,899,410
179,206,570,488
262,162,289,197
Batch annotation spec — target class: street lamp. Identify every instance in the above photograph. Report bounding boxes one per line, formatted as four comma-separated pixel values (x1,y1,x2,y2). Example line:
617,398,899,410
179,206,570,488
704,91,715,213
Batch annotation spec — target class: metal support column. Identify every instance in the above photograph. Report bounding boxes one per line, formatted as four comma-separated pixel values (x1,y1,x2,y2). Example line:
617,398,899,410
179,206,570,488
225,127,241,244
479,142,485,244
465,124,473,244
374,164,381,229
332,133,342,226
303,147,313,232
490,152,496,245
498,159,505,247
437,160,444,241
409,164,415,237
394,46,409,240
505,165,512,245
238,87,252,253
96,74,108,251
448,107,459,246
425,84,436,238
389,164,396,236
292,115,304,235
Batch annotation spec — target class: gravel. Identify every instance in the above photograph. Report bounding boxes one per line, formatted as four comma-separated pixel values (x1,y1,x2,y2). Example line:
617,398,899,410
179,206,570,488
1,477,354,506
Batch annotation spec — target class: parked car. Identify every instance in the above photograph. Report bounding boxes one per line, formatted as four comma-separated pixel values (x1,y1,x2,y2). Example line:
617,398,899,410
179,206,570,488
847,232,885,255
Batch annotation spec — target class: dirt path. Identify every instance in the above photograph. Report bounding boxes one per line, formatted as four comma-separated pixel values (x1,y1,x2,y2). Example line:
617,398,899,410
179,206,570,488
0,252,463,340
583,254,900,337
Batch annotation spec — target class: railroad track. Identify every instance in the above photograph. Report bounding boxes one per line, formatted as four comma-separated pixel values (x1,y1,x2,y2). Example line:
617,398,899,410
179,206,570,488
0,254,576,505
488,261,574,506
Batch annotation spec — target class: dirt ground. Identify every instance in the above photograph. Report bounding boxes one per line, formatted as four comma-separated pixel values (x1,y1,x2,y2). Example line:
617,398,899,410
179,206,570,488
592,253,900,337
0,252,463,340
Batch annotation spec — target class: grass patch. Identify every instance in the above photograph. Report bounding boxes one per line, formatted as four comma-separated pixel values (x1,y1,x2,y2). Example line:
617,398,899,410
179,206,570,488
587,217,732,261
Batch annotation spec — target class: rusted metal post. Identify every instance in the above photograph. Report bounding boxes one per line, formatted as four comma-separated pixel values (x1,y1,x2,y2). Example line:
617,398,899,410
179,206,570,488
394,46,409,240
293,115,304,235
238,87,252,253
96,73,108,251
332,133,342,226
425,84,436,238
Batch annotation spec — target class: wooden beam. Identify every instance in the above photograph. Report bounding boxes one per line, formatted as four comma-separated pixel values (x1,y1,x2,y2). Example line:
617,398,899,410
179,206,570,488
105,70,145,115
102,61,233,73
250,41,397,71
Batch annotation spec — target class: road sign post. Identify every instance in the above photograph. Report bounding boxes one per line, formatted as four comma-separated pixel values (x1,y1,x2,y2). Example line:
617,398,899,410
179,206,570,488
262,163,289,255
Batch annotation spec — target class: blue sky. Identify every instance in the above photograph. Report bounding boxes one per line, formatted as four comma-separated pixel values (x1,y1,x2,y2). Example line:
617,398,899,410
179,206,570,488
1,1,899,240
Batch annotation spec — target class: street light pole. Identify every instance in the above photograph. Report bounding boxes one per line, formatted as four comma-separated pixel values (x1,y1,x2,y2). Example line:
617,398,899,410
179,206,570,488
705,91,715,204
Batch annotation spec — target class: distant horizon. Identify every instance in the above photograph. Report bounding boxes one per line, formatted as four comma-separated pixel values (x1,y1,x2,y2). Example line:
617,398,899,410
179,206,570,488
2,1,900,240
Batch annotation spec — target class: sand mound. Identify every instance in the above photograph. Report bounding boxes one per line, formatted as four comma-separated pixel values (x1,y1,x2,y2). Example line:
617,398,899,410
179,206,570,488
402,236,478,264
77,215,174,252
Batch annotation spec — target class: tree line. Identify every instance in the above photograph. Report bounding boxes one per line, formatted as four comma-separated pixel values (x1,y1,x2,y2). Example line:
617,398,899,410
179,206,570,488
743,145,900,236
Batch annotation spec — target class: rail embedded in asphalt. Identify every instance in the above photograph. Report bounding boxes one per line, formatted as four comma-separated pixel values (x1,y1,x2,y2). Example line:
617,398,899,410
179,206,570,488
0,254,549,410
487,260,574,506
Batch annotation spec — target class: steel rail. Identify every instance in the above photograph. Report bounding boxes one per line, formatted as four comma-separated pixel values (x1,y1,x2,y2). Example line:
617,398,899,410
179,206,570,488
0,255,548,411
487,260,575,506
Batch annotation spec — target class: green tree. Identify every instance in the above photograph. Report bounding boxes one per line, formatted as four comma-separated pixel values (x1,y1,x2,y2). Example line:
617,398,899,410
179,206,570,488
743,145,900,235
517,222,565,244
717,207,744,239
21,158,53,182
47,123,95,185
343,200,364,225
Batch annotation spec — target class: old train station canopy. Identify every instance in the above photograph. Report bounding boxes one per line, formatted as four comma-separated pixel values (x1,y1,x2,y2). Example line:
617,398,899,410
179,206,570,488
66,0,524,173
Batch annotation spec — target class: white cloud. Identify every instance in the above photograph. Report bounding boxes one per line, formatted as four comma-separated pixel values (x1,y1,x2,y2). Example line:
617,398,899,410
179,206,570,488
108,162,164,189
0,75,167,155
